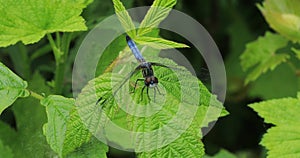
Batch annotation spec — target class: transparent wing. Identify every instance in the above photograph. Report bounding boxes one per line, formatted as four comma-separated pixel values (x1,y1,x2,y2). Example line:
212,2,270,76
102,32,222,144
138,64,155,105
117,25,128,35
96,65,142,106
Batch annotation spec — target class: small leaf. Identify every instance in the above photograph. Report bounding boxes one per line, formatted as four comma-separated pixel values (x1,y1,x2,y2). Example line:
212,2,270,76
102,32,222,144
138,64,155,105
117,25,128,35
41,95,75,157
245,53,290,84
134,36,189,49
240,32,289,84
291,47,300,60
0,139,13,158
112,0,136,37
0,62,29,115
137,0,176,36
0,0,88,47
257,0,300,43
249,96,300,158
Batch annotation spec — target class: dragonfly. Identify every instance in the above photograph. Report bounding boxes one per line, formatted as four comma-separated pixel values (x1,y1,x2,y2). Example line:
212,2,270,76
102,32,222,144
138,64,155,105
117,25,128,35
96,34,173,105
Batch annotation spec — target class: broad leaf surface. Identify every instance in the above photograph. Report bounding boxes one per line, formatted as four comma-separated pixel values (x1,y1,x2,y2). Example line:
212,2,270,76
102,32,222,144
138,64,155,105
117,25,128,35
42,95,75,157
0,0,89,47
76,56,226,157
41,95,98,157
0,62,29,115
249,94,300,158
240,32,289,84
258,0,300,43
249,63,298,99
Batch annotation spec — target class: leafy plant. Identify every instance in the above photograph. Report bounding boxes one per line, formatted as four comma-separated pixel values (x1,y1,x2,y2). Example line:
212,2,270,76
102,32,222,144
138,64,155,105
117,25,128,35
0,0,226,157
240,0,300,157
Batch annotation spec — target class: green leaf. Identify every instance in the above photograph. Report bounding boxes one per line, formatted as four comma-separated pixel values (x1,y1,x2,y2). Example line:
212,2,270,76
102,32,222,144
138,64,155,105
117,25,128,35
112,0,136,37
67,137,108,158
62,109,92,156
9,72,53,157
76,56,225,156
0,62,29,115
257,0,300,43
137,132,204,158
249,63,298,99
0,139,13,158
134,36,189,49
292,47,300,60
249,95,300,158
41,95,75,157
240,32,289,84
245,53,290,84
137,0,176,36
0,0,89,47
41,95,95,157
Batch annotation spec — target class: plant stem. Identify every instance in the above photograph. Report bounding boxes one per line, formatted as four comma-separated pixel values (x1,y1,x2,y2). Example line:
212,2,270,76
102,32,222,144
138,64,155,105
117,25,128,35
47,33,72,94
29,90,44,100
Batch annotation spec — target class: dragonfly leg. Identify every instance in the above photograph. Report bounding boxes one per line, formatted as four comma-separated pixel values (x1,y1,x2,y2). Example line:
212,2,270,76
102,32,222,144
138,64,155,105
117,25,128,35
131,78,144,93
96,97,108,107
140,85,146,101
146,86,150,101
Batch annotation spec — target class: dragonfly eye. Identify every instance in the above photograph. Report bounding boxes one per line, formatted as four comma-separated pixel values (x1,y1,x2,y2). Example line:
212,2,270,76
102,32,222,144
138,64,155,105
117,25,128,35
144,76,158,87
145,76,158,87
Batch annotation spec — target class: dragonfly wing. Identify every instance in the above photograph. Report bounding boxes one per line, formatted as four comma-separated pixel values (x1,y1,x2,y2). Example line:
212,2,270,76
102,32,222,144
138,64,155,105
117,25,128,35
96,65,143,106
150,62,186,71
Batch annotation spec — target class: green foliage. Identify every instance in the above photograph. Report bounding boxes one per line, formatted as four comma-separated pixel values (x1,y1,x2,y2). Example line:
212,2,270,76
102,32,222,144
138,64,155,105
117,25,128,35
0,0,230,157
112,0,136,37
0,62,29,115
292,48,300,60
42,95,108,157
77,56,225,157
134,36,189,49
112,0,187,49
240,32,289,84
257,0,300,43
249,63,298,99
249,94,300,158
0,0,90,47
62,110,92,156
42,95,75,157
137,0,176,36
241,1,300,157
0,72,54,157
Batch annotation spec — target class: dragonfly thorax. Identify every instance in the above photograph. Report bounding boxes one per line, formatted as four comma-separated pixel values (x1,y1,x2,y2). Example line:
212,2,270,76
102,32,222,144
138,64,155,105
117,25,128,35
145,76,158,87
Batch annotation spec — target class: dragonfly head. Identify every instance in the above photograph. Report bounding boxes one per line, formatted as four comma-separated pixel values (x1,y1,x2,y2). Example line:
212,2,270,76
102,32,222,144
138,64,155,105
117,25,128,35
145,76,158,88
